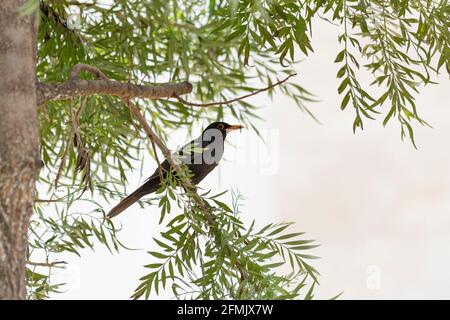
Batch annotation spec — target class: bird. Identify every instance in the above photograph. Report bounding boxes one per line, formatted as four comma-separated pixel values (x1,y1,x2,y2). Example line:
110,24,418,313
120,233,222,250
107,122,243,218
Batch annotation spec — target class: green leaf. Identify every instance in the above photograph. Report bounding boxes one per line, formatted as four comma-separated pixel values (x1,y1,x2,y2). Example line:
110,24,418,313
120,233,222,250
334,50,345,63
148,251,169,259
341,91,351,110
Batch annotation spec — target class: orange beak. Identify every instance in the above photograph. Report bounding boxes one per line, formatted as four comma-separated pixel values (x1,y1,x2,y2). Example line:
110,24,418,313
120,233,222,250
226,124,244,132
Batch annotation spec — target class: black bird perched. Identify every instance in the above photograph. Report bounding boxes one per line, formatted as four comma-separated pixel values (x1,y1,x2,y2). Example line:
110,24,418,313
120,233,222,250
107,122,243,218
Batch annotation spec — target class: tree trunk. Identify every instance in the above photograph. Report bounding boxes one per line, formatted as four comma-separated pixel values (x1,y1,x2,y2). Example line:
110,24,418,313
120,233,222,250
0,0,39,299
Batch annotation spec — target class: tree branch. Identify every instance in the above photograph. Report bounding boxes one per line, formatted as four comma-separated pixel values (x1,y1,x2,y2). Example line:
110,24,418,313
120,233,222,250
37,64,296,109
36,79,193,106
37,64,193,105
34,198,61,203
26,260,67,268
69,63,107,80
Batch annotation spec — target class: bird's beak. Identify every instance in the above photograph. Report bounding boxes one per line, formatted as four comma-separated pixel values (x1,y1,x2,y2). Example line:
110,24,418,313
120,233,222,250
226,124,244,132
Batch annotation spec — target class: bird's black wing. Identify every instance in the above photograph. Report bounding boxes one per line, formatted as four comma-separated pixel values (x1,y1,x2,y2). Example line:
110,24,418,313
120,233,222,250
144,159,171,182
108,136,215,218
144,137,202,182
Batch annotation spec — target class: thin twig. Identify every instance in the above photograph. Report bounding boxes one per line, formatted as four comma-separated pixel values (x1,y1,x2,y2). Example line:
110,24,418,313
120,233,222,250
125,99,165,182
70,63,107,80
174,73,297,107
34,198,61,203
149,129,165,183
27,260,67,268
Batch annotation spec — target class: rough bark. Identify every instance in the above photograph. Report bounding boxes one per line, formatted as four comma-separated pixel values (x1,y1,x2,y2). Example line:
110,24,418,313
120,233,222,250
0,1,40,299
36,79,193,105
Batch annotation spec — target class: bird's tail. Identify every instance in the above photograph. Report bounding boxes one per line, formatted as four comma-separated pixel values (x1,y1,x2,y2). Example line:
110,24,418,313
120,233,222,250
107,188,146,219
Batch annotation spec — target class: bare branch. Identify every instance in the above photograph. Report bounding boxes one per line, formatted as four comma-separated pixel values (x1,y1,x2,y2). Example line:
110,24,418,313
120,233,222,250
70,63,107,80
175,73,297,107
37,79,193,106
26,260,67,268
34,198,61,203
37,64,295,108
37,64,192,105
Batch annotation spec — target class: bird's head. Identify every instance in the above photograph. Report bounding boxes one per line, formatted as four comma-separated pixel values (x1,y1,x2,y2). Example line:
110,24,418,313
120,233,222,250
203,122,243,137
196,122,243,151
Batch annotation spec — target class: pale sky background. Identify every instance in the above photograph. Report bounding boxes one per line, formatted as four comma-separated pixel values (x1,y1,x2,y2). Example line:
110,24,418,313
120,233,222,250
48,18,450,300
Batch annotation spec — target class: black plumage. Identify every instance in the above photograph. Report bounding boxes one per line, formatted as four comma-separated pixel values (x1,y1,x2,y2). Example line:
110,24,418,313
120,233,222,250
107,122,243,218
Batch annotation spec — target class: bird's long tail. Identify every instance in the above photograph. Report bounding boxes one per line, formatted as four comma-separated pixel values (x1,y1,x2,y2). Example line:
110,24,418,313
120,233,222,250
107,188,146,219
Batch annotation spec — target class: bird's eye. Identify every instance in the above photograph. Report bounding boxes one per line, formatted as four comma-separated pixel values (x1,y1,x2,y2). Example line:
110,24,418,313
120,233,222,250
217,124,224,130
